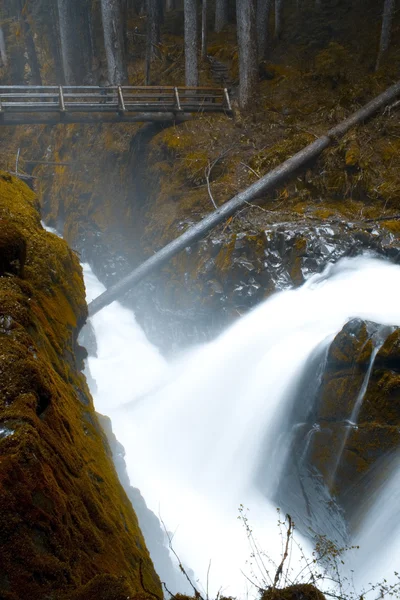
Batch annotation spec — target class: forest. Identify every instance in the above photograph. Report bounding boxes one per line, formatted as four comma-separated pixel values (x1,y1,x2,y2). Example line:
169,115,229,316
0,0,397,107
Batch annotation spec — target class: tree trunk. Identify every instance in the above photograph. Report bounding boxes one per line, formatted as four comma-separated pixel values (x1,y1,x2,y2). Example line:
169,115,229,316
100,0,128,84
58,0,93,84
17,1,42,85
184,0,198,86
376,0,396,70
257,0,272,60
157,0,165,23
237,0,258,108
166,0,176,10
215,0,229,32
201,0,208,60
0,27,8,68
275,0,283,39
3,0,27,83
145,0,162,84
87,80,400,317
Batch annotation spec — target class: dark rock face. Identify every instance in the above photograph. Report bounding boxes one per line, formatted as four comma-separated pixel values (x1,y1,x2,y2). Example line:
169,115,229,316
273,318,400,544
71,216,400,354
128,219,400,353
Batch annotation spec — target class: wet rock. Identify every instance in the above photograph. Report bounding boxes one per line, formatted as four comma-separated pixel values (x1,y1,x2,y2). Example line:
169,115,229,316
274,318,400,539
0,219,26,277
127,218,400,352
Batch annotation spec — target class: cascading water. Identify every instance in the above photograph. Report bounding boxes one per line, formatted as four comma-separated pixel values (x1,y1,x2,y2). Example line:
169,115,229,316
83,254,400,598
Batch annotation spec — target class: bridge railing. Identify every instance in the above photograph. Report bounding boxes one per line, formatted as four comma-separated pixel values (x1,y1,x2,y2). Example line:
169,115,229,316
0,85,232,115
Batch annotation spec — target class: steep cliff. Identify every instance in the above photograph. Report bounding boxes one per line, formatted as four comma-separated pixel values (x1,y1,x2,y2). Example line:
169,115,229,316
0,172,162,600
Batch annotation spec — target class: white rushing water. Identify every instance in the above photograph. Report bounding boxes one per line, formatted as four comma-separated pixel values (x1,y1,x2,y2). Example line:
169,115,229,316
83,255,400,598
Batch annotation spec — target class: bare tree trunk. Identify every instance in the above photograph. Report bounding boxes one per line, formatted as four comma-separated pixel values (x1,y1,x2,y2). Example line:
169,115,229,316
201,0,208,60
376,0,396,70
87,80,400,317
184,0,198,86
145,0,161,84
100,0,128,84
0,27,8,68
157,0,165,23
275,0,283,39
58,0,93,84
166,0,176,10
257,0,272,59
215,0,229,32
237,0,258,108
134,0,145,13
3,0,28,83
17,1,42,85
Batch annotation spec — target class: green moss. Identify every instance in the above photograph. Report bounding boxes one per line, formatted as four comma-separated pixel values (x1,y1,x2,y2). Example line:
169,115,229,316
261,584,326,600
0,173,162,600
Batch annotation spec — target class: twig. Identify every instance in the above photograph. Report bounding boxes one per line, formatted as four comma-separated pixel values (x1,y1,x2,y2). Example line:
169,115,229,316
240,569,264,592
206,560,211,600
23,159,71,166
244,200,270,213
273,515,293,589
139,558,162,600
9,171,37,180
205,145,236,210
240,162,261,179
159,514,204,600
383,99,400,115
364,213,400,222
15,148,20,175
162,581,179,600
205,162,218,209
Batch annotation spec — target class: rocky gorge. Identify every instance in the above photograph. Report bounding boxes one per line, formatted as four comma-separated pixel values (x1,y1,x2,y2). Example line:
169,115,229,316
1,0,400,598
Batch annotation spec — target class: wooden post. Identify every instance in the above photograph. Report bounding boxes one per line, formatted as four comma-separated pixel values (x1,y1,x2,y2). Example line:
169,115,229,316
201,0,208,60
58,86,66,113
223,88,232,112
118,86,126,114
174,87,182,111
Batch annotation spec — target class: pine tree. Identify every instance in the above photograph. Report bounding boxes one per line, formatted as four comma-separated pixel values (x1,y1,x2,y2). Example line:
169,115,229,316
145,0,162,84
57,0,92,84
215,0,228,33
257,0,272,59
100,0,128,84
184,0,198,86
376,0,396,70
237,0,258,108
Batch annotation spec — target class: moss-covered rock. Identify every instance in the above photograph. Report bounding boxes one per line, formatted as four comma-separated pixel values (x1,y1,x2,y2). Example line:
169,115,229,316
276,318,400,538
0,172,162,600
262,584,326,600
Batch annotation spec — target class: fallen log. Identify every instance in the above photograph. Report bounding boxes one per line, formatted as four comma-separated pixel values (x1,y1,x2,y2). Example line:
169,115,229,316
88,80,400,316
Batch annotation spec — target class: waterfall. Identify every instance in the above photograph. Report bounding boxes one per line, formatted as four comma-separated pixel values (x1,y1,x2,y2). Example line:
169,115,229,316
83,254,400,598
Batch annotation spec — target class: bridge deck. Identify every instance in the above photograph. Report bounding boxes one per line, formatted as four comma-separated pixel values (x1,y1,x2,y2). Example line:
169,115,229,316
0,85,232,125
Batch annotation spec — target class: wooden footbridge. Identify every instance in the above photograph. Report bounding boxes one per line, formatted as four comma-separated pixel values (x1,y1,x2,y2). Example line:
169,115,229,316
0,85,232,126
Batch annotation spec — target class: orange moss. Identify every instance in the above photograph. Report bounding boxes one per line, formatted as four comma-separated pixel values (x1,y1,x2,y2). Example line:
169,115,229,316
0,172,162,600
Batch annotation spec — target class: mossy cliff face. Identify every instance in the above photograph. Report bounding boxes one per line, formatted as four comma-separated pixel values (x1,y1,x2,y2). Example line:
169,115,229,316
0,172,162,600
274,318,400,541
